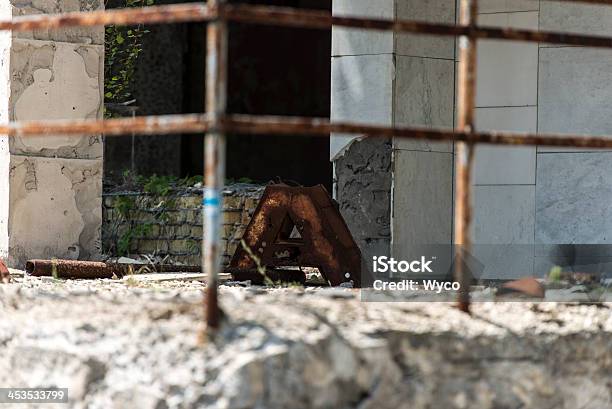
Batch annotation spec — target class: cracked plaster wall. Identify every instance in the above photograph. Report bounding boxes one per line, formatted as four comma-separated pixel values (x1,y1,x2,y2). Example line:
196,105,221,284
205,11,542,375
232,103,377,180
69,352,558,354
0,0,103,266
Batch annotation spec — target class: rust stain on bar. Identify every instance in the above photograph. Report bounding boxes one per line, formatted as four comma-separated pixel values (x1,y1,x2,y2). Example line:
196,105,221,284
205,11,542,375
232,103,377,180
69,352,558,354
0,3,213,32
222,4,466,35
454,0,478,314
221,114,612,149
0,3,611,51
0,114,209,137
8,111,612,150
204,0,228,331
222,4,612,49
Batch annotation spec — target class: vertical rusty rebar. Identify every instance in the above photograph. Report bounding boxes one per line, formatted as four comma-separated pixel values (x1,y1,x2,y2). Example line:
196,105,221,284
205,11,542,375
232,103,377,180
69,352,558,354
204,0,227,329
454,0,478,313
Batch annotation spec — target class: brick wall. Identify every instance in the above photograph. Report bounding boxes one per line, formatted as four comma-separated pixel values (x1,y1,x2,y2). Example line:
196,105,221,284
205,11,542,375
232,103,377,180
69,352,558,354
102,184,264,265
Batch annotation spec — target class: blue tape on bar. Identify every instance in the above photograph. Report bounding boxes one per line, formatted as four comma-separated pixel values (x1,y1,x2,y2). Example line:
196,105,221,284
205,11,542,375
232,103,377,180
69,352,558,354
203,197,220,206
203,189,221,207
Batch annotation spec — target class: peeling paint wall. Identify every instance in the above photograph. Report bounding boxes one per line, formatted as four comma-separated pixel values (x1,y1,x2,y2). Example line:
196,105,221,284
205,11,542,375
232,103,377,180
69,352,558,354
0,0,103,267
10,40,103,158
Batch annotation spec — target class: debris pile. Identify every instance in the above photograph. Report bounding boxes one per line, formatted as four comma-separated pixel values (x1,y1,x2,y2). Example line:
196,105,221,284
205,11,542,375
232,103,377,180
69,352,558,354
0,280,610,409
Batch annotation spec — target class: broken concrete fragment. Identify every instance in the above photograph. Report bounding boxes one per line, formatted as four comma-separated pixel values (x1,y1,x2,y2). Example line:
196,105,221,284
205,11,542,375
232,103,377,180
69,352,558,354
499,277,545,298
0,259,10,282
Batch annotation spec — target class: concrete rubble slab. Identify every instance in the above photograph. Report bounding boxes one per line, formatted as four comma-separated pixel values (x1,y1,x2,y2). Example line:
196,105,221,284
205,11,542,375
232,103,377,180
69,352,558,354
0,281,609,408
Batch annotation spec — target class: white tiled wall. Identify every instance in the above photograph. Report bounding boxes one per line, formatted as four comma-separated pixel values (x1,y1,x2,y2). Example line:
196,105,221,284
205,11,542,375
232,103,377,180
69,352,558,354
332,0,612,279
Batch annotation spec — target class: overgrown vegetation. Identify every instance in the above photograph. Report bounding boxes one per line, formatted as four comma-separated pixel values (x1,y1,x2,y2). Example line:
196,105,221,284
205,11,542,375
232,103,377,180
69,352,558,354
104,0,154,112
104,171,258,258
105,172,203,256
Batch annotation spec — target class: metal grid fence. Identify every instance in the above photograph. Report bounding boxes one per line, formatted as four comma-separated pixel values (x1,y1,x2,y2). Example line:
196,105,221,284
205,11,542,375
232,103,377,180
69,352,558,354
6,0,612,326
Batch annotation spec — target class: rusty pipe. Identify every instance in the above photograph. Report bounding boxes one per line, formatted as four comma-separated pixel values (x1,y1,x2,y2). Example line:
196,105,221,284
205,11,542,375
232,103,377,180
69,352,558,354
26,260,115,279
25,260,203,278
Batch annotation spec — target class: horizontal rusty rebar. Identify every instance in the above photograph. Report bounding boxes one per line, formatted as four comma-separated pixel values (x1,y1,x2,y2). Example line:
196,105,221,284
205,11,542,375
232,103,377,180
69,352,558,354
0,3,213,31
220,114,612,149
222,4,612,49
7,114,612,150
1,3,612,50
0,113,209,137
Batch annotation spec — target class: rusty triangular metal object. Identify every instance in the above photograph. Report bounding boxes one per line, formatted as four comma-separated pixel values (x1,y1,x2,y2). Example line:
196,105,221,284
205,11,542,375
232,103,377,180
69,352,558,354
230,184,362,286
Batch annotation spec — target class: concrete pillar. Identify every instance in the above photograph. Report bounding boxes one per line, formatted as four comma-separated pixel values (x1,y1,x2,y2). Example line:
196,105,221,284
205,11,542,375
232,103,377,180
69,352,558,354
331,0,455,277
470,1,539,279
0,0,104,266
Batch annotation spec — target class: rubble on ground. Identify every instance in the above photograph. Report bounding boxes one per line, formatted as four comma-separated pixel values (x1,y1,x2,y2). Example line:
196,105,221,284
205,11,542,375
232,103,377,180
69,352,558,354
0,273,610,409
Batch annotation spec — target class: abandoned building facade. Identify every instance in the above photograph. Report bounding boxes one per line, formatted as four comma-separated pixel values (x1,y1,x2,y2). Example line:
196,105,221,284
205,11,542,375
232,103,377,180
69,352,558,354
332,0,612,279
0,0,610,281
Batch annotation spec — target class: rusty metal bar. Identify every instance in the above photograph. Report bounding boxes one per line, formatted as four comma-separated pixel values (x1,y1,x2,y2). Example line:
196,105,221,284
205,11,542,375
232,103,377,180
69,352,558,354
26,259,115,279
471,25,612,48
221,4,612,49
204,0,227,330
220,114,612,149
2,3,612,51
454,0,478,314
0,114,209,137
0,3,212,31
7,113,612,150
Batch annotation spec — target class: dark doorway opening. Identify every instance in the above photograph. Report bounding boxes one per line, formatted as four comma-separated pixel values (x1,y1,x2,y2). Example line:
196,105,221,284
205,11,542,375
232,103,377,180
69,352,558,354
182,0,332,189
104,0,332,191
